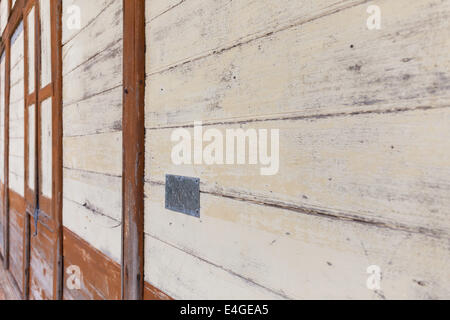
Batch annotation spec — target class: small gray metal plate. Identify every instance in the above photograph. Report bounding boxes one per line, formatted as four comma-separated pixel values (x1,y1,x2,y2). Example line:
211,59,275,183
165,175,200,218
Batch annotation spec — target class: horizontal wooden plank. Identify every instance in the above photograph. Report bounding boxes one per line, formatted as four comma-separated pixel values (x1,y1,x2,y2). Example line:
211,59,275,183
145,107,450,236
143,281,172,300
145,0,450,128
9,118,24,139
63,198,121,263
62,0,122,76
63,168,122,222
63,86,122,137
63,227,121,300
145,0,366,74
144,235,285,300
29,219,55,300
62,39,122,107
8,172,24,198
10,31,24,71
63,131,122,177
8,208,24,292
144,183,450,299
9,83,24,106
9,57,24,88
145,0,184,22
62,0,116,45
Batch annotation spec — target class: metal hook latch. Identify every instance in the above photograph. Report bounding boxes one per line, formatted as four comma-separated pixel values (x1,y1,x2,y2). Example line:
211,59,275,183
33,207,40,237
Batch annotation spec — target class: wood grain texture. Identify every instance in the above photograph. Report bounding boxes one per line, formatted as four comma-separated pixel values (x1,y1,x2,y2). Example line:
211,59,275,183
62,0,123,267
0,53,5,184
144,0,450,299
122,0,145,300
61,0,116,45
0,0,9,36
0,259,22,299
40,97,52,198
145,0,367,75
143,281,172,300
145,183,450,300
8,22,24,197
29,218,55,300
8,191,24,294
63,227,121,300
145,0,450,128
146,108,450,236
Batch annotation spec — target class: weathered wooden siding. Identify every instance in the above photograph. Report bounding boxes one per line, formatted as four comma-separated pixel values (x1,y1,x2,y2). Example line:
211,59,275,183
62,227,121,300
7,21,25,294
29,217,54,300
0,52,5,257
144,0,450,299
0,0,8,36
9,22,25,198
62,0,123,299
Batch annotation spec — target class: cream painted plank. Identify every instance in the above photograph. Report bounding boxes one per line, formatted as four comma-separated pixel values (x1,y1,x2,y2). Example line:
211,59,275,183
9,82,25,105
8,99,24,122
10,28,24,69
145,183,450,299
9,171,24,197
9,153,25,173
0,54,4,183
63,131,122,177
145,0,184,22
62,0,122,76
28,104,35,190
26,6,35,94
62,40,122,107
9,95,24,113
63,198,121,263
63,168,122,222
41,98,52,198
144,235,285,300
0,0,8,35
146,108,450,235
9,59,24,89
63,86,122,137
145,0,366,74
145,0,450,128
8,110,24,131
8,115,24,139
9,23,25,197
40,0,52,88
9,136,24,157
62,0,116,45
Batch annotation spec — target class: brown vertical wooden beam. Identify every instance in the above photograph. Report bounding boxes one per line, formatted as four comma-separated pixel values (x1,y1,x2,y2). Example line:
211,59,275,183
122,0,145,300
50,0,63,300
0,43,4,265
3,37,10,270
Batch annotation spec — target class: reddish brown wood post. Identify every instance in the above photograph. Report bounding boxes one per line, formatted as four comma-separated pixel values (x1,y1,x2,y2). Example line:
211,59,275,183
3,37,10,271
122,0,145,300
50,0,63,300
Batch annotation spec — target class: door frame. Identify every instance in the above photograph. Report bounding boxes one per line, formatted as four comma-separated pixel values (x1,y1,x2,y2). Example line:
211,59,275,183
0,0,62,300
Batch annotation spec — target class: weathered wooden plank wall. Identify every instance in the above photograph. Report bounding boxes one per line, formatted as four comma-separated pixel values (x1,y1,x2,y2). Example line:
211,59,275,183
0,51,5,258
8,20,25,295
0,0,8,35
61,0,123,300
143,0,450,299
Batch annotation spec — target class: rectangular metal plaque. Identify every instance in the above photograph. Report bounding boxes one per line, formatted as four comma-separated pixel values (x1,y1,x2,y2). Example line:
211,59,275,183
165,175,200,218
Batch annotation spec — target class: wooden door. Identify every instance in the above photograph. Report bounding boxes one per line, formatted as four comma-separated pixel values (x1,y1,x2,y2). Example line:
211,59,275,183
23,0,62,300
0,0,7,271
7,19,26,298
0,48,5,264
